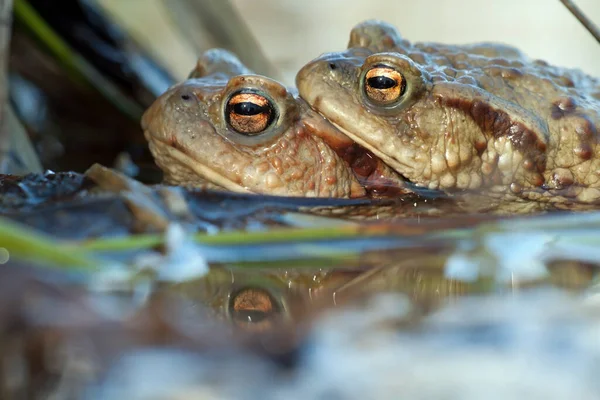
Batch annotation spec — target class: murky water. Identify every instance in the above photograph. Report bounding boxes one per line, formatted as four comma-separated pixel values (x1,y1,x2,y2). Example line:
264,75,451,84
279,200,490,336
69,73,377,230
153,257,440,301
0,172,599,398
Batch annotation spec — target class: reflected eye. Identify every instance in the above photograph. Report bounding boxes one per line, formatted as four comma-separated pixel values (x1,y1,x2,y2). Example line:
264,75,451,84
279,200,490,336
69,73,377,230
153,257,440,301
228,287,280,332
364,66,406,104
226,92,276,135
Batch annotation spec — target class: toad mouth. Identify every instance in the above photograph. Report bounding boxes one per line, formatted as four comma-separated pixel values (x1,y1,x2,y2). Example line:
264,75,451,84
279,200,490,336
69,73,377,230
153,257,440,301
147,134,254,194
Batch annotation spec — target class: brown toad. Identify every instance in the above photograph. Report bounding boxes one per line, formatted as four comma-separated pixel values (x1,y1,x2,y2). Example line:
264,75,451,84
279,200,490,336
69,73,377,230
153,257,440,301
141,49,404,198
297,20,600,206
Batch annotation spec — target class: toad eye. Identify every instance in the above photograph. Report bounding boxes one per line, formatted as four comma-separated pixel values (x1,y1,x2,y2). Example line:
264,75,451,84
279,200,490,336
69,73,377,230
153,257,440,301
364,66,406,104
225,92,276,135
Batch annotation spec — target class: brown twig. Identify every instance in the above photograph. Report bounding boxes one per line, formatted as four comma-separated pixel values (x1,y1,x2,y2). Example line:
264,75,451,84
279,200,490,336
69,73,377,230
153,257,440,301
560,0,600,44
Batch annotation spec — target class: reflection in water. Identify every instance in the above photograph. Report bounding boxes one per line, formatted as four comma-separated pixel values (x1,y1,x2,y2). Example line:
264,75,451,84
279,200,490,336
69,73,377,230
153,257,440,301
85,289,600,399
1,172,600,397
228,287,282,332
0,233,599,398
169,249,598,338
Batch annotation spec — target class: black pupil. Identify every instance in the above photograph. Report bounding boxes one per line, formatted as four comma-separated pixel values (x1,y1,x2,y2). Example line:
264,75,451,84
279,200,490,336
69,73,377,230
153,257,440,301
367,76,397,89
233,102,269,116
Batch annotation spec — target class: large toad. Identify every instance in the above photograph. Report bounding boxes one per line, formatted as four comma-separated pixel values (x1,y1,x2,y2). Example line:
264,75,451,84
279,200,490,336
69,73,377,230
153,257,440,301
141,49,404,198
297,20,600,206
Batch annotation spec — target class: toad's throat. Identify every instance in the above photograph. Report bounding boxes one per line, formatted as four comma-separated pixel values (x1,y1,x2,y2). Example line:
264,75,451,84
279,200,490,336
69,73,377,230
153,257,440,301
315,112,448,198
320,115,411,181
148,136,253,194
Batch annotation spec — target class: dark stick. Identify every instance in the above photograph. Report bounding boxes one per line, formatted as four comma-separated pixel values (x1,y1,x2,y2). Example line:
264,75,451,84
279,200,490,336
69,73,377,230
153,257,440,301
560,0,600,44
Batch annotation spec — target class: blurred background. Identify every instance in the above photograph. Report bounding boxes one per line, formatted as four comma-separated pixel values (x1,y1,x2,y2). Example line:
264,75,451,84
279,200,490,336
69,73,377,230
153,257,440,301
99,0,600,85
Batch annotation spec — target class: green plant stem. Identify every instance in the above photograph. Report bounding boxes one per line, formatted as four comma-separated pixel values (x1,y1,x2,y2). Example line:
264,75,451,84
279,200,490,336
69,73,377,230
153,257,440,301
13,0,144,120
78,225,397,252
0,217,99,269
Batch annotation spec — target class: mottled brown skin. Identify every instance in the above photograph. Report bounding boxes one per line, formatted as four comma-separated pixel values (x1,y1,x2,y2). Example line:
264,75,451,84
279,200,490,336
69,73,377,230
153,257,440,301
297,20,600,206
142,49,403,198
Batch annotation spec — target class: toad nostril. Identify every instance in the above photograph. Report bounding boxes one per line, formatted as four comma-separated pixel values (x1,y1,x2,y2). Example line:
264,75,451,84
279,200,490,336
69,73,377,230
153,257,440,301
328,63,337,70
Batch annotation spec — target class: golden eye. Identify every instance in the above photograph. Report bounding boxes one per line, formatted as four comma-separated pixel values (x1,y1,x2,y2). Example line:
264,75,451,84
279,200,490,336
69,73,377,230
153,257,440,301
228,287,280,332
226,92,275,135
364,66,405,104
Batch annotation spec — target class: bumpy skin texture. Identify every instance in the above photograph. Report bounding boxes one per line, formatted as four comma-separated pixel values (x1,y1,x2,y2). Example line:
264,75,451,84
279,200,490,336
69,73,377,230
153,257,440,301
297,20,600,205
142,49,402,198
